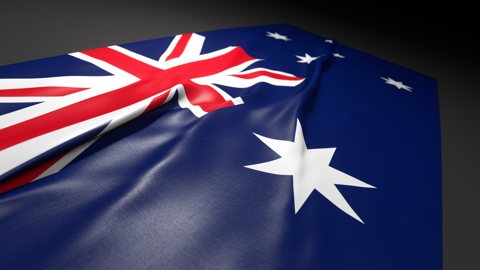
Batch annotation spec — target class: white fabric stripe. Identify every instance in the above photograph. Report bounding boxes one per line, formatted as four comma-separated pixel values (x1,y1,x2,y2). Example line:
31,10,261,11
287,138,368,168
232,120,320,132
158,35,182,63
162,87,177,104
174,84,207,117
0,76,112,90
192,65,304,88
109,45,164,69
0,93,156,179
34,135,101,181
232,97,244,105
0,97,58,103
204,83,235,101
192,59,260,79
237,67,300,77
69,52,135,78
194,74,303,88
177,33,204,60
158,46,236,69
158,34,238,71
0,115,110,179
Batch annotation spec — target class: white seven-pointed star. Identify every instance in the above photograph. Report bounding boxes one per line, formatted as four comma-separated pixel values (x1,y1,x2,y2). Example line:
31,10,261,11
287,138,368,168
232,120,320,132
296,53,320,64
245,119,376,223
266,31,291,41
333,53,345,58
381,77,413,92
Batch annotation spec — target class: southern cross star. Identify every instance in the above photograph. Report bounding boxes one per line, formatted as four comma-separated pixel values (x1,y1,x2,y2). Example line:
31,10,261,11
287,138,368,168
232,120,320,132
296,53,320,64
266,31,291,41
245,119,376,223
381,77,413,92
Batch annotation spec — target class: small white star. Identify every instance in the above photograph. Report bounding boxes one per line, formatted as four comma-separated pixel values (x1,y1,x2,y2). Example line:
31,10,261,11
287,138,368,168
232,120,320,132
296,53,320,64
266,31,291,41
333,53,345,59
381,77,413,92
245,119,376,223
325,39,333,44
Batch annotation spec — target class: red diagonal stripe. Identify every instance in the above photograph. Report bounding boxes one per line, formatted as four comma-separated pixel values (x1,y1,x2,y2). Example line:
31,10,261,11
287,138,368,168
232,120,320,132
0,153,64,193
143,91,170,114
171,47,254,80
233,70,303,80
0,87,88,97
166,33,193,61
183,82,233,113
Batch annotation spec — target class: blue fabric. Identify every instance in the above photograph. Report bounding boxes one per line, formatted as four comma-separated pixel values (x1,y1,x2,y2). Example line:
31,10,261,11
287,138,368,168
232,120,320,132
0,25,442,269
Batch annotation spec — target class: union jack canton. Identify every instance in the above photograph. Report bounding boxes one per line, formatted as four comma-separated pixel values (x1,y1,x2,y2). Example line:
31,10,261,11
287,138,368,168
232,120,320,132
0,32,302,192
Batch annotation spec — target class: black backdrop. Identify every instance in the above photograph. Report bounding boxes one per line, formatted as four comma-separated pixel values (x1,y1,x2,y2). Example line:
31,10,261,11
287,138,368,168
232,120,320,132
1,1,478,268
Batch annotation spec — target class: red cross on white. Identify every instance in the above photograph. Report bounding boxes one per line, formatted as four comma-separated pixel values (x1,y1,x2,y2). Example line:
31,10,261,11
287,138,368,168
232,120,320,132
0,33,303,192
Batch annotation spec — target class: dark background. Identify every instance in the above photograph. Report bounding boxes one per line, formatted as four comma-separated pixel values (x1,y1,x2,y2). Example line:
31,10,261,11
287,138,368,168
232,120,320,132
0,1,478,268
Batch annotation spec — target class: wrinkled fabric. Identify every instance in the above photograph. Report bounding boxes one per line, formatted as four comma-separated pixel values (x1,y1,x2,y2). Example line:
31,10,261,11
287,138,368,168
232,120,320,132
0,25,442,269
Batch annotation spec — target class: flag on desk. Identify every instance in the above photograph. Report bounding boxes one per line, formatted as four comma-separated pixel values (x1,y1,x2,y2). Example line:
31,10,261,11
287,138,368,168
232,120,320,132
0,25,442,269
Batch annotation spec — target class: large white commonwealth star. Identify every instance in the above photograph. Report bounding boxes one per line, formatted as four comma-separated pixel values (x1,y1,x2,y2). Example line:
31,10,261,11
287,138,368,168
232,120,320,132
245,119,376,223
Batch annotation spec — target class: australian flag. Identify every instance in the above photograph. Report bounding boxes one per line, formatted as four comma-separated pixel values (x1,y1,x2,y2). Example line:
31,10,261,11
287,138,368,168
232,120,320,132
0,25,442,269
